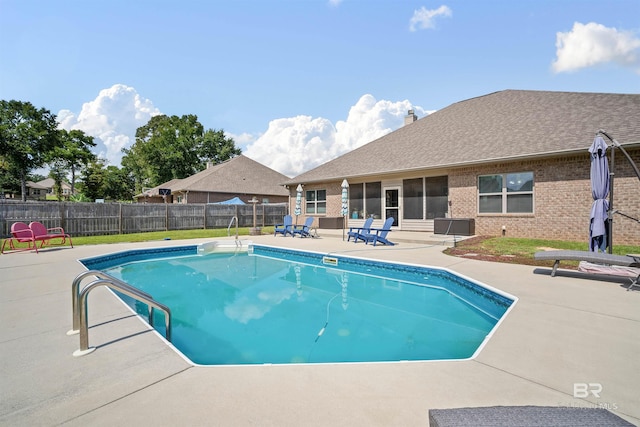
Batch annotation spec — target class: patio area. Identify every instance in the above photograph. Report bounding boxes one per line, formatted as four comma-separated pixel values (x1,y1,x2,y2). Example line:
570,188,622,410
1,230,638,426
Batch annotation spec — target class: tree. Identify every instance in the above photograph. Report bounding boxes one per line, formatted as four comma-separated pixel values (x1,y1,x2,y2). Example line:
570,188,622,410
123,114,202,188
78,159,107,201
103,165,134,201
120,147,150,197
49,159,67,200
122,114,241,192
28,172,47,182
201,128,241,166
77,159,134,202
0,156,21,197
0,100,60,201
50,129,97,194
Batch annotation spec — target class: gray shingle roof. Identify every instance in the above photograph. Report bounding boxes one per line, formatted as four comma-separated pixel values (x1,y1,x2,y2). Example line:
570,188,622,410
286,90,640,184
34,178,71,189
26,181,48,190
153,155,289,196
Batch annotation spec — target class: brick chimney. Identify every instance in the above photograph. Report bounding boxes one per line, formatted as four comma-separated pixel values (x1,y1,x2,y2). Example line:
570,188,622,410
404,109,417,126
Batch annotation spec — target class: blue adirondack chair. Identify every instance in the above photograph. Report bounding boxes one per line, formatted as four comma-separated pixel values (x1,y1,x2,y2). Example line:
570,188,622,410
292,217,315,238
362,217,396,246
274,215,294,237
347,217,374,243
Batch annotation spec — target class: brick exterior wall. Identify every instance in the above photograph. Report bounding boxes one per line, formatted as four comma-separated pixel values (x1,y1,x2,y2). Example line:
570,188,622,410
291,148,640,245
323,181,345,217
287,181,345,229
450,150,640,245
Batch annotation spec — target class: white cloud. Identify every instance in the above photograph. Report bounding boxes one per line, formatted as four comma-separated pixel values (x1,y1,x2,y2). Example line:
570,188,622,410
224,283,295,324
409,5,452,32
328,0,342,6
244,94,431,177
57,84,161,166
227,131,260,152
244,115,336,178
552,22,640,73
58,86,432,179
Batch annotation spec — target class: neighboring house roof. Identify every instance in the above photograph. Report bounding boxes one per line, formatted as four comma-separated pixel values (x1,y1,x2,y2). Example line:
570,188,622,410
35,178,72,189
286,90,640,184
26,180,48,190
140,155,290,197
27,179,71,190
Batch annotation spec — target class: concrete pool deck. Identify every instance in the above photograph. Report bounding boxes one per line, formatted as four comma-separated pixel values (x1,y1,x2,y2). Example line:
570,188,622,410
1,231,638,426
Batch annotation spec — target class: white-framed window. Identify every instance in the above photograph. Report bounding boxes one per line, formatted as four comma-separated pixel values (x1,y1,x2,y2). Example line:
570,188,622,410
478,172,533,213
305,189,326,214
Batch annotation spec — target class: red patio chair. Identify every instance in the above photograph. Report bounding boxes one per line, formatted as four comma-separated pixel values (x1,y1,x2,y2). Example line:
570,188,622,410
1,222,37,254
28,221,73,252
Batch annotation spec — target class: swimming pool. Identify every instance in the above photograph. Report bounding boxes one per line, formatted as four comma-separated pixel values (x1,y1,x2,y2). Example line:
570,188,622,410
80,243,516,366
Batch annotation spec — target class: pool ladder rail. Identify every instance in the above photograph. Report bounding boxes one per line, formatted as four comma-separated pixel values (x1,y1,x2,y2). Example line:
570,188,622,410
227,216,238,238
68,270,172,357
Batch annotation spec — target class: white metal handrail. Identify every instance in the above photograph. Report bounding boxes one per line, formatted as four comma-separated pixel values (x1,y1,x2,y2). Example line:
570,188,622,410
70,270,154,333
228,216,238,238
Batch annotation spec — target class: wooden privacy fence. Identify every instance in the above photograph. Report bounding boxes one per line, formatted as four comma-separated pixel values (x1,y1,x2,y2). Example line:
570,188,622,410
0,201,288,238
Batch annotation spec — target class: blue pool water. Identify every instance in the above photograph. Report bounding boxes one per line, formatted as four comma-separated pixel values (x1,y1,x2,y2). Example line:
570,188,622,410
80,244,515,365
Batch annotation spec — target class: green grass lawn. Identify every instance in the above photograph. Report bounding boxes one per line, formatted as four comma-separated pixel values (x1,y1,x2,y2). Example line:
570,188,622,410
1,227,275,249
70,227,273,245
461,236,639,257
445,236,640,268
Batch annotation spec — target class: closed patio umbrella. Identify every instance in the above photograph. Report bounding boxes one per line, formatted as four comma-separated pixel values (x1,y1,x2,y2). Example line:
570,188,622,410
596,129,640,253
341,179,349,240
294,184,302,224
341,180,349,217
588,135,610,253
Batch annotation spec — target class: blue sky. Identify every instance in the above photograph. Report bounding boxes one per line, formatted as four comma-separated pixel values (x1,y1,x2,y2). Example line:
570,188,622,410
1,0,639,177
